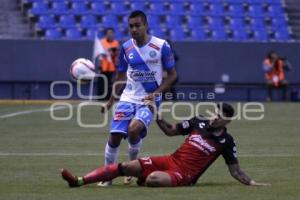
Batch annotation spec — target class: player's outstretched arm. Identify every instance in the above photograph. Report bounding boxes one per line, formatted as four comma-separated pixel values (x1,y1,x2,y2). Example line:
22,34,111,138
228,163,270,186
156,115,181,136
101,72,126,113
143,68,177,102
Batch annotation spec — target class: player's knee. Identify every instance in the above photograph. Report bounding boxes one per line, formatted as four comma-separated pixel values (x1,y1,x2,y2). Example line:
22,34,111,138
145,173,161,187
119,162,130,174
128,123,144,143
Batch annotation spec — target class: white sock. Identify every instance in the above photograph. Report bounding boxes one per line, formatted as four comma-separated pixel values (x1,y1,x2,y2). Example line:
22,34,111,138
104,142,119,165
128,139,142,161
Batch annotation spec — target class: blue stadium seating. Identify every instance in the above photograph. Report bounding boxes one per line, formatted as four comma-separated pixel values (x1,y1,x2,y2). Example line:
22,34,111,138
24,0,291,41
58,15,77,29
65,28,82,40
35,15,56,30
80,15,97,29
50,2,69,15
44,28,62,40
30,2,49,16
70,1,89,15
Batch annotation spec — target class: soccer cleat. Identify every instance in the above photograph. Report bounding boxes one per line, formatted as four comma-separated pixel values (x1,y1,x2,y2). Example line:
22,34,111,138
97,181,112,187
61,168,79,187
123,176,136,185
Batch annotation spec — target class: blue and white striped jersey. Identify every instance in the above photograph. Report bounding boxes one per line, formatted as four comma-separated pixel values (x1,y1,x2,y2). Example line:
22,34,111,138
117,36,175,104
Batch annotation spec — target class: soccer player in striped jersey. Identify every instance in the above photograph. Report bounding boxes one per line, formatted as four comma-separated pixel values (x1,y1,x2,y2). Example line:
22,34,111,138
98,10,177,186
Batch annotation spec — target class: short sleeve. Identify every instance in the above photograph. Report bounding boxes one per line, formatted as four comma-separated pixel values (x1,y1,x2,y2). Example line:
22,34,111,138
176,117,198,135
117,46,128,72
161,41,175,70
222,136,238,165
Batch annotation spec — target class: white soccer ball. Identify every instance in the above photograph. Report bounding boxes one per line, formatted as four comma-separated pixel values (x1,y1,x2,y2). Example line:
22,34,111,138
70,58,95,82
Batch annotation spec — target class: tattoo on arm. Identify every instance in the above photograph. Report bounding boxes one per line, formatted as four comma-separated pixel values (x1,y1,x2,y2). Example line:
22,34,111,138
228,163,253,185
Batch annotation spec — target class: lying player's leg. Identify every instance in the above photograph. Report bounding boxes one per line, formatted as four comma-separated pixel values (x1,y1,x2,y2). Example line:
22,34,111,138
145,171,173,187
61,160,143,187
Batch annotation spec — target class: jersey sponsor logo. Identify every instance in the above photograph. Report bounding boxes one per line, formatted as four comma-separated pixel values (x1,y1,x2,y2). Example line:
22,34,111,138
189,135,216,154
129,70,157,82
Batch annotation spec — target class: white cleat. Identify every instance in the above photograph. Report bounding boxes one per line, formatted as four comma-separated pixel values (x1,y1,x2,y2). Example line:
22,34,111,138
97,181,112,187
123,176,136,185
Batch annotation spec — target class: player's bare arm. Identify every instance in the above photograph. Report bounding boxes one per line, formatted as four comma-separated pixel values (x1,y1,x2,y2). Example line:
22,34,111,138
101,71,126,113
156,115,181,136
143,68,177,101
228,163,270,186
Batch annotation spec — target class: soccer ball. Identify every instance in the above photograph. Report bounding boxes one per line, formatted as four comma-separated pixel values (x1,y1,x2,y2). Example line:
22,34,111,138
70,58,95,82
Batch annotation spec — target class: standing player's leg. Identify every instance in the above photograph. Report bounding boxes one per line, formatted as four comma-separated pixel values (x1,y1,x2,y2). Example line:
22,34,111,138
124,106,153,184
100,102,134,186
61,160,143,187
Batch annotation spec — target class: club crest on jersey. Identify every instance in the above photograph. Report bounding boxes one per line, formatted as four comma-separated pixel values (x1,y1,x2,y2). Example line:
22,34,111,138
149,50,157,58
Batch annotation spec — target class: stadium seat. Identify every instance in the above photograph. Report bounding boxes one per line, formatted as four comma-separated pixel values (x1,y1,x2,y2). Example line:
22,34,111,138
250,18,265,29
253,29,269,41
190,29,207,40
205,4,223,16
274,29,290,41
169,2,185,14
80,15,97,29
29,2,49,16
101,15,118,28
65,28,82,40
147,14,160,28
149,28,164,38
130,1,145,11
90,2,107,15
110,2,128,15
266,5,284,17
44,28,62,40
232,29,249,41
165,15,182,28
58,15,77,29
205,16,224,29
228,17,245,29
35,15,56,30
50,2,69,15
211,29,227,40
149,2,165,14
246,5,264,17
70,1,89,15
169,28,186,41
225,4,243,17
186,15,203,28
188,3,204,15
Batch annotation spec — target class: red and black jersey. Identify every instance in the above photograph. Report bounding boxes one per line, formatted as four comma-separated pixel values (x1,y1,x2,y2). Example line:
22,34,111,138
170,116,238,185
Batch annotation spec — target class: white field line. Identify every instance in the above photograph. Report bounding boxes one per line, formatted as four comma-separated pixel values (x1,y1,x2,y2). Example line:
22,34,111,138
0,152,299,157
0,105,71,119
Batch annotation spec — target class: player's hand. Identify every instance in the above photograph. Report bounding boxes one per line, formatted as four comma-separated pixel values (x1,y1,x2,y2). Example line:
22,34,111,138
100,99,114,113
249,180,271,186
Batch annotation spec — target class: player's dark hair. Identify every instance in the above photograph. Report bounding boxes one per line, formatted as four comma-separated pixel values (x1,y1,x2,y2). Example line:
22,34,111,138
104,27,114,34
217,103,234,118
128,10,148,25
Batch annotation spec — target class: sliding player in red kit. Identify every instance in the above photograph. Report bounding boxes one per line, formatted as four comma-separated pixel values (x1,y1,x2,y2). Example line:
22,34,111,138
61,103,269,187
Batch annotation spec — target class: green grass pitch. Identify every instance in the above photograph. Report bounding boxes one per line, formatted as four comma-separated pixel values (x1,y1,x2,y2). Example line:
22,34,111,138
0,102,299,200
